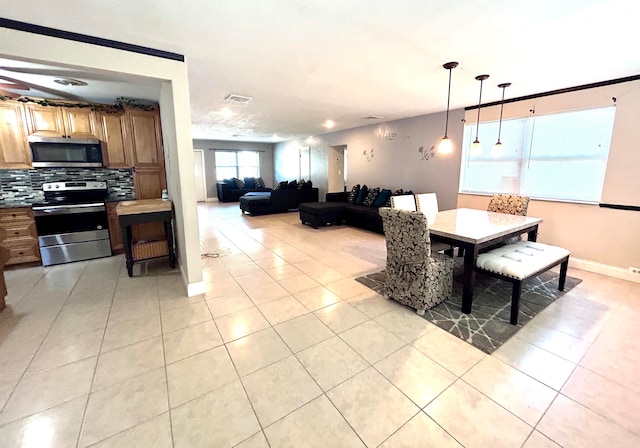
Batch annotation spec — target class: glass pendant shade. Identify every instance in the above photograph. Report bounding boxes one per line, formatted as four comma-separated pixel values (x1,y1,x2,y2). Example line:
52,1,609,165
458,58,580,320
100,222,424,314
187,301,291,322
438,136,453,154
491,141,504,157
438,61,458,154
470,140,483,156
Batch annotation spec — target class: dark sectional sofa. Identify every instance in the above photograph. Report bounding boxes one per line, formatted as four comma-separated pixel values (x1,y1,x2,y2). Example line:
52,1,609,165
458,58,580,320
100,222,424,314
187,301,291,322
240,187,319,216
216,177,272,202
299,185,414,234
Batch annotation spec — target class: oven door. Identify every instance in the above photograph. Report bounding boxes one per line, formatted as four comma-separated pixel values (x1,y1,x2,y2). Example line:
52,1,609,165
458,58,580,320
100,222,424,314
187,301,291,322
33,203,111,266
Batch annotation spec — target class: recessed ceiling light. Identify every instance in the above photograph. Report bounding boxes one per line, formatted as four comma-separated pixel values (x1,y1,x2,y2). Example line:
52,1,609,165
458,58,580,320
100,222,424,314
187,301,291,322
363,115,384,120
225,94,252,104
324,120,335,129
53,78,87,86
220,108,233,118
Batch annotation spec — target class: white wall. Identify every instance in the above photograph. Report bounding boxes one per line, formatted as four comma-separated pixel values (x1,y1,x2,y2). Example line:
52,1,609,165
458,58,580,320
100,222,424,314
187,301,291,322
274,109,465,211
0,27,204,295
192,140,274,199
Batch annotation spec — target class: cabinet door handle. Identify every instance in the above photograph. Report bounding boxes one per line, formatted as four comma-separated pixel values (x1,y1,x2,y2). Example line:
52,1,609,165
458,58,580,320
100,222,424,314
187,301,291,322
11,213,16,217
18,251,24,255
14,231,19,235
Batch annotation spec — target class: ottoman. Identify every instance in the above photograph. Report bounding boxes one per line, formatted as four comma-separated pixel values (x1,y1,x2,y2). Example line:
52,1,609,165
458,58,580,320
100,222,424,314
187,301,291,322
299,202,346,229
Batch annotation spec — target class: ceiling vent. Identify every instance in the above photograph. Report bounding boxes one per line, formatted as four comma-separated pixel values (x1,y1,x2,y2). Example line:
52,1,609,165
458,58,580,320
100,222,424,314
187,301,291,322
363,115,384,120
225,94,252,104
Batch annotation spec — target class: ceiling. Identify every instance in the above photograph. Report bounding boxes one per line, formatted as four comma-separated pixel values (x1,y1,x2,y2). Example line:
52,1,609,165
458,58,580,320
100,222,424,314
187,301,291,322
1,0,639,143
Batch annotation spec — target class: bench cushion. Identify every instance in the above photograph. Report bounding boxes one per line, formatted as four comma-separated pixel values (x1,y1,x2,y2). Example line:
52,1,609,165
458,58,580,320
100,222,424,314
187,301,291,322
476,241,570,280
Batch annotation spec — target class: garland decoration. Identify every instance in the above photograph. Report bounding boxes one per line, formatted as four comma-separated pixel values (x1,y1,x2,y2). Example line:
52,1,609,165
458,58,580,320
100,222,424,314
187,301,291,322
1,95,158,112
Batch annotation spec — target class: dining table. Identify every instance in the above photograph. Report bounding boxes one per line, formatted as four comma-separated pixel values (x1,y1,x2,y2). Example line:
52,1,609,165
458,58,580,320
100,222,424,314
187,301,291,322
428,208,543,315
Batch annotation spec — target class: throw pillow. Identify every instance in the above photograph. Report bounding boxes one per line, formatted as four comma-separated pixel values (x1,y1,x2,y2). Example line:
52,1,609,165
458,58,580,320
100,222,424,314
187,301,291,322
354,185,368,205
347,184,360,203
243,177,256,189
303,180,313,190
297,179,305,189
276,181,288,190
287,180,297,189
255,177,266,188
393,188,404,196
363,187,380,207
373,189,392,208
223,178,235,187
233,178,245,188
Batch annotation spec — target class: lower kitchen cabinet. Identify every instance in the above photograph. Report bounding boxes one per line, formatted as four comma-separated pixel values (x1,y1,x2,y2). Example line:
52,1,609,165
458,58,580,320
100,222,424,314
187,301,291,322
0,207,41,266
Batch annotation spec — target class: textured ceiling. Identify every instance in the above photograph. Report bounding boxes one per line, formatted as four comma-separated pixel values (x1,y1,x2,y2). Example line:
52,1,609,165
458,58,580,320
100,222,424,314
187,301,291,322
2,0,639,142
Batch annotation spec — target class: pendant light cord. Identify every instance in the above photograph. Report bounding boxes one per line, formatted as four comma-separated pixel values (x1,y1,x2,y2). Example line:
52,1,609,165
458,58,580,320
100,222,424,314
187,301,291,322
496,86,506,143
444,68,453,138
474,79,484,142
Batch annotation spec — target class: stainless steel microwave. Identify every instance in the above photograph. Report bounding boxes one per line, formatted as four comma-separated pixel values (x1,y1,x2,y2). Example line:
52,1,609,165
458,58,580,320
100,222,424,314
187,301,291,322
28,136,103,168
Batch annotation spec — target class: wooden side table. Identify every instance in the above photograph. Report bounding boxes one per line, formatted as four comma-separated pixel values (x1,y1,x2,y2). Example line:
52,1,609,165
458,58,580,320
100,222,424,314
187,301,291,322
116,199,176,277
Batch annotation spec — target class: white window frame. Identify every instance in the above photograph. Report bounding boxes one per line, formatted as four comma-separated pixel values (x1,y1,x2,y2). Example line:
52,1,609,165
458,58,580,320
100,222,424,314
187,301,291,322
214,150,260,180
459,106,616,203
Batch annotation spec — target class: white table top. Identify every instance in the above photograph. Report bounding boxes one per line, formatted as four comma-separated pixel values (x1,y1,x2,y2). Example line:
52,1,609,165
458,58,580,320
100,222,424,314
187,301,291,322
429,208,542,245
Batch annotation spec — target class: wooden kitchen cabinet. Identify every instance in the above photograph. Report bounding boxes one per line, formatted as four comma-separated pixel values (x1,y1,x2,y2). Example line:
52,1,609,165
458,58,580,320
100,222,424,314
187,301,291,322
0,101,31,169
106,202,124,253
0,207,41,266
97,112,131,168
125,108,167,241
24,103,98,138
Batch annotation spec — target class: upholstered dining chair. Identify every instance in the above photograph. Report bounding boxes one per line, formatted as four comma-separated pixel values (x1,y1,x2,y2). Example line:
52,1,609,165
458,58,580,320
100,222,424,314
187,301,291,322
379,208,453,315
487,194,530,216
390,194,416,211
415,192,450,254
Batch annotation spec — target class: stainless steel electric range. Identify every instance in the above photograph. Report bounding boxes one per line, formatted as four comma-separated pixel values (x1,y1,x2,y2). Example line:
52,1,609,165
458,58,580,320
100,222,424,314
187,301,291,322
32,181,112,266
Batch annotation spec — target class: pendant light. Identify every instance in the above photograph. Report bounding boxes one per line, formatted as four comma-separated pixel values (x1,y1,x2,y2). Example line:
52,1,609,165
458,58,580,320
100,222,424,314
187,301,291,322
491,82,511,158
470,74,489,156
438,61,458,154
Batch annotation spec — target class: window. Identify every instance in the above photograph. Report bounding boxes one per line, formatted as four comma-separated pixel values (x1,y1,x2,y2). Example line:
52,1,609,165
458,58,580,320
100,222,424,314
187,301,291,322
459,106,616,203
214,150,260,179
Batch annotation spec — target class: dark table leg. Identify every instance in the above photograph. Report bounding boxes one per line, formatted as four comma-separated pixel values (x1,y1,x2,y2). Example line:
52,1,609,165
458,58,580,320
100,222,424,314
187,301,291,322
527,224,539,242
461,243,478,314
164,219,176,269
122,224,134,277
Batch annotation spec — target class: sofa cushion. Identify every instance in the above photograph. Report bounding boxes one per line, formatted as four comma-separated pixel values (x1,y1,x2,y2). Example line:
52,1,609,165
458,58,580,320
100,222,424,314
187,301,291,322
223,178,235,187
347,185,360,203
288,180,298,189
303,180,313,190
244,177,256,189
276,181,288,190
354,185,368,205
234,178,245,188
363,187,380,207
374,189,392,208
255,177,266,188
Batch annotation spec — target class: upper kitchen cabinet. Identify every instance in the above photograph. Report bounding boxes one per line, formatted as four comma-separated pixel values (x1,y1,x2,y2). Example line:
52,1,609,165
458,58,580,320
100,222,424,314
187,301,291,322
126,108,163,169
24,103,98,138
0,101,31,169
97,112,131,168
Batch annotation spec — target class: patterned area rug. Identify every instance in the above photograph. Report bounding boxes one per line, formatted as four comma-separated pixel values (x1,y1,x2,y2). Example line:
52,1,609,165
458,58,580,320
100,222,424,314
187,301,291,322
355,261,581,354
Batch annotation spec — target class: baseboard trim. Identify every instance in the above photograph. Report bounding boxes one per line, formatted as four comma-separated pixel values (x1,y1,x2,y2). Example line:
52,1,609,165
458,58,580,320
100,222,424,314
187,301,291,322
570,257,640,284
179,264,207,297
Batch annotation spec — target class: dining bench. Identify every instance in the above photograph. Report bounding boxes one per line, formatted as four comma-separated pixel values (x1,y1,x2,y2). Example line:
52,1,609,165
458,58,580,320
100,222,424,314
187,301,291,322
475,241,570,325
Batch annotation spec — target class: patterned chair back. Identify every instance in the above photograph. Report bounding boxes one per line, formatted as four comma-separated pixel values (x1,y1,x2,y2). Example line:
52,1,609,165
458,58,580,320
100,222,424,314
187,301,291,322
390,195,416,211
487,194,530,216
379,208,431,260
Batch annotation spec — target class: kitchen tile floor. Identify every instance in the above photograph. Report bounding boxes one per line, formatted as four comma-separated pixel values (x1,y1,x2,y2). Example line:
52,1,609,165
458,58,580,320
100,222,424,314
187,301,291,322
1,201,639,447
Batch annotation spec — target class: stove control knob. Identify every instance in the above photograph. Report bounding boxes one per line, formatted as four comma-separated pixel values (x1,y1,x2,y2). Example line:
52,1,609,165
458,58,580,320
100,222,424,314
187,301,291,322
97,225,102,230
55,185,60,189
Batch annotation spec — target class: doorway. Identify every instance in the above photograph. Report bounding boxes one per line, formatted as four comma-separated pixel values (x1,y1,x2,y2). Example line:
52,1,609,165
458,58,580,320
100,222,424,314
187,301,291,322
193,150,207,202
328,145,347,192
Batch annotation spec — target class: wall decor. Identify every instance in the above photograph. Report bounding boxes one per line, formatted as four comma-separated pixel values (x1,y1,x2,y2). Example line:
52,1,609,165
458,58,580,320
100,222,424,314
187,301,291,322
363,148,374,162
418,145,435,161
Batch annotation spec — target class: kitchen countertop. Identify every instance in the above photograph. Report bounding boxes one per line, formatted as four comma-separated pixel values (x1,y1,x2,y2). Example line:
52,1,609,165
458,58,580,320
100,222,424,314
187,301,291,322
116,199,172,216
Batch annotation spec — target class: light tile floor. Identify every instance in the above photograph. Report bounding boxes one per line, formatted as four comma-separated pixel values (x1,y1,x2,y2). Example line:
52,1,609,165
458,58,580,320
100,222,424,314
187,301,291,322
1,202,640,447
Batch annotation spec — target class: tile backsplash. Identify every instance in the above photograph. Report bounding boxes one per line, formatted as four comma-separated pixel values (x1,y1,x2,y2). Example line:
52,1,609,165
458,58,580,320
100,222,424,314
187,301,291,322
0,167,134,207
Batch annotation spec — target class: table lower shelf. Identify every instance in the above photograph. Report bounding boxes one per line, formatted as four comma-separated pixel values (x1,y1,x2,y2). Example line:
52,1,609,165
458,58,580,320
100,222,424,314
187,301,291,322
132,240,169,261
